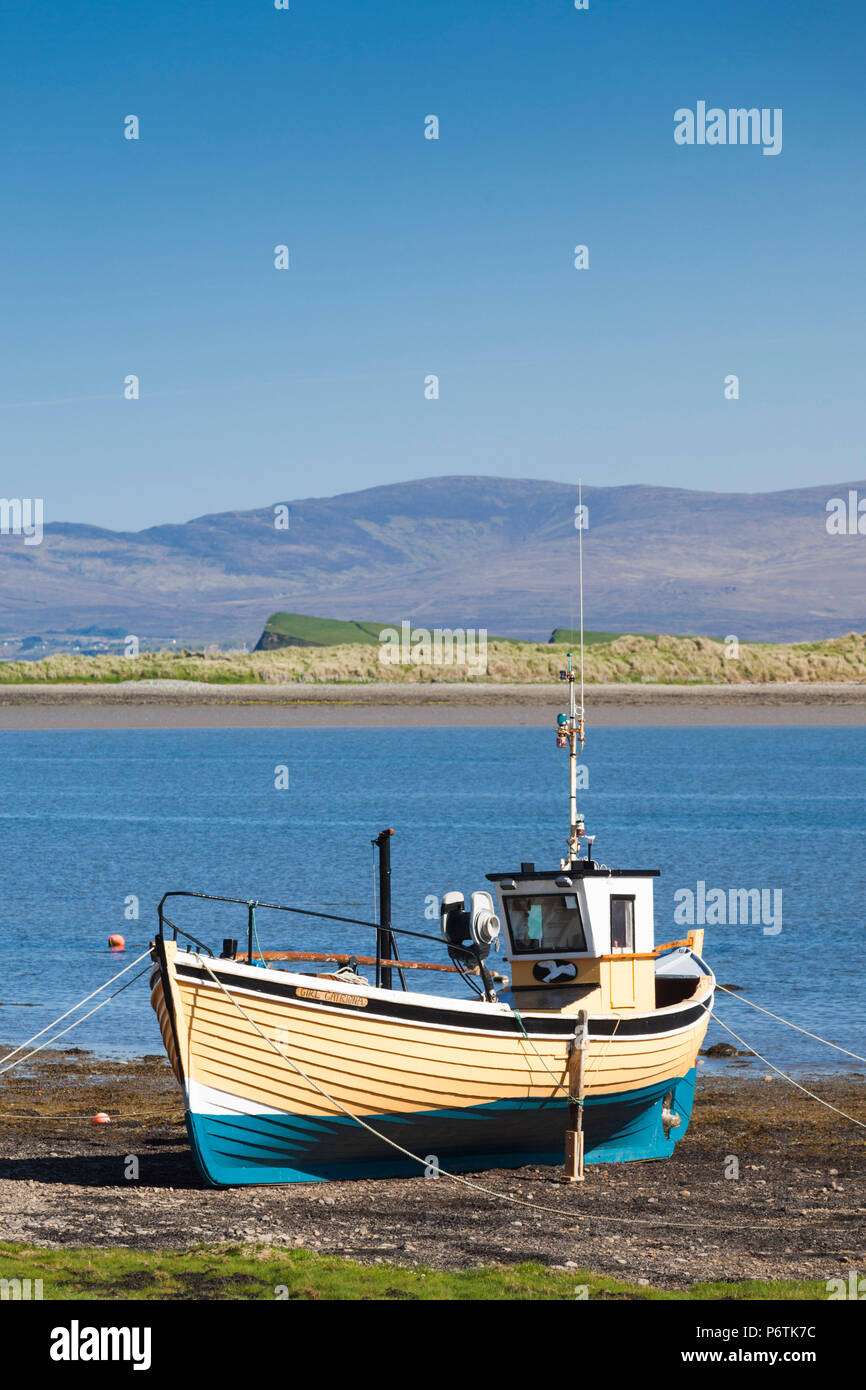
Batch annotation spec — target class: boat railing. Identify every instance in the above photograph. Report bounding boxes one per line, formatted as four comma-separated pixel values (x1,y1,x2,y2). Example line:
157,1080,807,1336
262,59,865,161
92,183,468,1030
156,889,464,992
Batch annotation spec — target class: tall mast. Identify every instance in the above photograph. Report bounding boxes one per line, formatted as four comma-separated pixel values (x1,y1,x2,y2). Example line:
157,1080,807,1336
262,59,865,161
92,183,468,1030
556,482,587,867
578,479,585,735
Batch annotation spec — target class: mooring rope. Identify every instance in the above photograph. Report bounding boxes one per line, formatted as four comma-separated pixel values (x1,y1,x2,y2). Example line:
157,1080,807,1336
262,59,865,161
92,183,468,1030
511,1008,579,1102
193,954,593,1219
712,1012,866,1132
192,954,831,1232
584,1014,623,1078
715,984,866,1066
0,950,152,1074
0,964,151,1077
509,1008,624,1101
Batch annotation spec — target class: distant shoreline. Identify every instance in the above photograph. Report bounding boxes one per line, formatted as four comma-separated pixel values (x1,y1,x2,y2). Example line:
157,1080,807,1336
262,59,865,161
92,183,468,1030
1,680,865,728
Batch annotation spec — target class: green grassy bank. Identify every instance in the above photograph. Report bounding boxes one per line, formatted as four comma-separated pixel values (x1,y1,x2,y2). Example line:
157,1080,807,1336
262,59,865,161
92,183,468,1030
0,1243,830,1301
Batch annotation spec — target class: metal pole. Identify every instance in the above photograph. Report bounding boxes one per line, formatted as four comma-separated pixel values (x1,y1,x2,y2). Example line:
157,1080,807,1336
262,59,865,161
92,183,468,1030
565,478,587,867
578,479,585,730
569,654,578,861
375,829,394,990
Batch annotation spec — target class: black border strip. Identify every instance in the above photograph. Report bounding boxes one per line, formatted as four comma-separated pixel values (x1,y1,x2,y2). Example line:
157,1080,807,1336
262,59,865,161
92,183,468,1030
175,961,711,1040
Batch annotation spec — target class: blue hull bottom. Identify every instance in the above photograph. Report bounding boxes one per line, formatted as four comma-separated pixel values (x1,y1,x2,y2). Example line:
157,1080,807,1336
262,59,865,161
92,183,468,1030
185,1070,697,1185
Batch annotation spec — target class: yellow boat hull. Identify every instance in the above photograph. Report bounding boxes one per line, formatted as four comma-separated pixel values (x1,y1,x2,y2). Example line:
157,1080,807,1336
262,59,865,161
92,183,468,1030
151,941,713,1184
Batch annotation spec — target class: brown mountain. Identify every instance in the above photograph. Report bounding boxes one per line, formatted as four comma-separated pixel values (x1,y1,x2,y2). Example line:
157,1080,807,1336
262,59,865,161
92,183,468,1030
1,476,863,644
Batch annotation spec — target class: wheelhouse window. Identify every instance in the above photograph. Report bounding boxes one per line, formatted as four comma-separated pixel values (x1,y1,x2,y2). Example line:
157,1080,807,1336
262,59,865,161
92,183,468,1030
610,896,635,952
504,894,587,955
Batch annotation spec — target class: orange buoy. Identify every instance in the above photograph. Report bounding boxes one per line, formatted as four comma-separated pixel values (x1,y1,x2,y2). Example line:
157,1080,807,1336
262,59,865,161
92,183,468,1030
93,1112,111,1124
108,934,125,950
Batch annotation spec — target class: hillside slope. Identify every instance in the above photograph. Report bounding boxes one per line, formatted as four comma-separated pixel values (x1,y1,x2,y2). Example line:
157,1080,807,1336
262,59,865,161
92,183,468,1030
1,477,863,643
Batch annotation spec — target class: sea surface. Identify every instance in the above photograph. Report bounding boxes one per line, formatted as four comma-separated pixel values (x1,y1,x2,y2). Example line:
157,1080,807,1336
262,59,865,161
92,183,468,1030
1,725,864,1074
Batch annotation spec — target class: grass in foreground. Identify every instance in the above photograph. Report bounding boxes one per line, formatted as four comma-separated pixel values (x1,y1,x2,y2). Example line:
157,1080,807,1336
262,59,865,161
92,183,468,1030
0,1243,829,1301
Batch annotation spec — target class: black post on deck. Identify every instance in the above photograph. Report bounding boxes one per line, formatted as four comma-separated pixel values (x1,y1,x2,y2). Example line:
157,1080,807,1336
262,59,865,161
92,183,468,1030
375,828,394,989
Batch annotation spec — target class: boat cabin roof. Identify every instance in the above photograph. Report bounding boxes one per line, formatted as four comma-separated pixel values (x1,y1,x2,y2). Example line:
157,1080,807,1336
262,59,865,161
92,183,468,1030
486,864,660,882
485,862,660,973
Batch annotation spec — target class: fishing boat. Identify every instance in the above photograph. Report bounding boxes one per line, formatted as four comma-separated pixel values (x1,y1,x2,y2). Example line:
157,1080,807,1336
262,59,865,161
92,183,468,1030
150,659,715,1187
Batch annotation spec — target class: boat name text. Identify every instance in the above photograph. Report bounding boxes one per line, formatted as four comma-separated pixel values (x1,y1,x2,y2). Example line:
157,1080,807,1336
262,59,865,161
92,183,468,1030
296,987,369,1007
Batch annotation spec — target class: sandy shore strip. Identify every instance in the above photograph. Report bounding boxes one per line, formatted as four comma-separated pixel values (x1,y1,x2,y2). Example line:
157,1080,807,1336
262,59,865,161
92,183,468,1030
0,1049,863,1288
1,680,866,728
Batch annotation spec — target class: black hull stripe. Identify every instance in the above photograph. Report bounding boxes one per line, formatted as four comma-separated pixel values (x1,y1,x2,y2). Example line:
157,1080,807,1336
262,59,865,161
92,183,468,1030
174,961,712,1040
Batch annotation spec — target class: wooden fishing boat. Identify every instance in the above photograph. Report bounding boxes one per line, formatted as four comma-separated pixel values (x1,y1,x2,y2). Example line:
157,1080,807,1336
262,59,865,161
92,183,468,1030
150,651,714,1186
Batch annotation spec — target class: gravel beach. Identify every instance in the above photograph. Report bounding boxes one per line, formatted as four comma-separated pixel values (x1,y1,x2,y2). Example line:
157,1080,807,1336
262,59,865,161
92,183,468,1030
1,1049,863,1290
1,680,866,728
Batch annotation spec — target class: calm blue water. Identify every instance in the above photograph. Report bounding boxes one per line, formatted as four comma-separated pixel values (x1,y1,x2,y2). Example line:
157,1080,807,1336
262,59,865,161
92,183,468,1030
1,726,864,1073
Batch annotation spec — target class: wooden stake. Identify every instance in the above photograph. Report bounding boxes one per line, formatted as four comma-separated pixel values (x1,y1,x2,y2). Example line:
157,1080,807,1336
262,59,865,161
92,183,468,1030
564,1009,588,1182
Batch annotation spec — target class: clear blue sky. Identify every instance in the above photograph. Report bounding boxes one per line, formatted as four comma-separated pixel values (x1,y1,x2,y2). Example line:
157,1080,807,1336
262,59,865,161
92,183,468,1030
1,0,863,529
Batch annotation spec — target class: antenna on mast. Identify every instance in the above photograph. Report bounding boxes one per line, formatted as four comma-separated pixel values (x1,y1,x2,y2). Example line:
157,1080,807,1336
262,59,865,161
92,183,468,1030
556,481,587,867
578,479,585,741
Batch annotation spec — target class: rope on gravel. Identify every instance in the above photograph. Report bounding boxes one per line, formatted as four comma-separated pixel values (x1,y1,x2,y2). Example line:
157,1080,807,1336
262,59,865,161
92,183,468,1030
192,954,829,1233
0,1114,168,1123
712,1012,866,1132
715,985,866,1065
